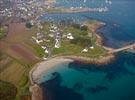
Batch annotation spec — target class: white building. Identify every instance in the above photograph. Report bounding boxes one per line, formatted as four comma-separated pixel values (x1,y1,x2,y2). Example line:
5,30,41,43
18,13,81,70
67,33,74,40
82,48,88,52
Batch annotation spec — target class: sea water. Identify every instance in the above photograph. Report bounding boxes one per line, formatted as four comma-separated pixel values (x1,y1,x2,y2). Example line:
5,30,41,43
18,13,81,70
39,0,135,100
40,52,135,100
40,0,135,48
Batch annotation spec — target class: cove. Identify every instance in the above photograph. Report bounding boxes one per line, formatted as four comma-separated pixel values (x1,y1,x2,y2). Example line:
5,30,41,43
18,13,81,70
40,52,135,100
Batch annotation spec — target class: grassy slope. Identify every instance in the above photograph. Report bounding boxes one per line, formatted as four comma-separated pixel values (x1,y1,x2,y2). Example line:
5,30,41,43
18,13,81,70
34,21,106,58
0,23,40,100
0,20,106,100
0,54,31,100
0,27,6,39
52,22,106,58
0,81,17,100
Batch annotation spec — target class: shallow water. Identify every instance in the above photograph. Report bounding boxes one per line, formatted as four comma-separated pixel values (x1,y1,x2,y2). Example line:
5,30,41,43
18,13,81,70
39,1,135,100
40,52,135,100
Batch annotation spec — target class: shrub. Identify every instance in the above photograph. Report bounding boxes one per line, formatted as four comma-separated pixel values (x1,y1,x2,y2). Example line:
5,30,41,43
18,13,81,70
70,36,92,47
0,81,17,100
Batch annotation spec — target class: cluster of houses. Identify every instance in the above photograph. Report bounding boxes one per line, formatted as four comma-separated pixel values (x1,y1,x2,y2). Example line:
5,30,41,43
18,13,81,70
49,24,61,48
0,8,13,17
31,20,49,60
32,32,49,60
31,22,62,60
0,0,54,21
31,21,95,59
0,0,13,17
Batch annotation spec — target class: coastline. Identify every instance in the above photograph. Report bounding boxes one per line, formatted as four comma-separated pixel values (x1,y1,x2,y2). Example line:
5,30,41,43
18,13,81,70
30,55,114,84
29,55,115,100
29,20,117,100
1,0,135,100
31,57,74,83
84,20,115,52
29,57,74,100
45,7,108,14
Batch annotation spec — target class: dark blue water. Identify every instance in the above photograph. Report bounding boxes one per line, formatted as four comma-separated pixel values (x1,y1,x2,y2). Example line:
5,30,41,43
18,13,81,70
40,52,135,100
39,1,135,100
40,0,135,48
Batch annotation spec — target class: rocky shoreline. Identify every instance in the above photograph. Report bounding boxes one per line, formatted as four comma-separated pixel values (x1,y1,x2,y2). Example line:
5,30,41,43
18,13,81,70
29,20,117,100
29,57,74,100
29,54,115,100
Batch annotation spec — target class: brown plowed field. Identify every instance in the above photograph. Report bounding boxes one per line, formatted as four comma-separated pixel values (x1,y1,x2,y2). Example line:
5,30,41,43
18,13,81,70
0,22,40,66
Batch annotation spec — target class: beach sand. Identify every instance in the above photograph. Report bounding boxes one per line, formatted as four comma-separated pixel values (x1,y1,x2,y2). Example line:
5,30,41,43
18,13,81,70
31,57,73,83
29,20,116,100
29,57,73,100
29,55,115,100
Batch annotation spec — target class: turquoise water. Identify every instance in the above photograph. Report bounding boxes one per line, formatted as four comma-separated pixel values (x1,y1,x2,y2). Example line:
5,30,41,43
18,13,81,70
40,52,135,100
39,0,135,100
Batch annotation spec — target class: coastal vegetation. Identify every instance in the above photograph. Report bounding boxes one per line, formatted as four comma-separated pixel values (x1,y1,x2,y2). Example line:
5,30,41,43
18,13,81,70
0,0,135,100
0,19,107,99
0,27,6,39
0,81,17,100
30,20,106,59
0,23,40,100
0,54,31,100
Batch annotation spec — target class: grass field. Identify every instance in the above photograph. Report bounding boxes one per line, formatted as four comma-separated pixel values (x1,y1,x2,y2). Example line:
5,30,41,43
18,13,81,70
0,51,33,100
41,21,106,58
0,23,41,100
52,39,105,58
0,27,7,39
0,20,107,100
27,20,107,59
0,80,17,100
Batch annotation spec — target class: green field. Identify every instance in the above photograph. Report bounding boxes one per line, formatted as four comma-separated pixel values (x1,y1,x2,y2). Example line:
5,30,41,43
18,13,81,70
0,54,31,100
33,21,106,58
0,27,6,39
0,20,107,100
0,81,17,100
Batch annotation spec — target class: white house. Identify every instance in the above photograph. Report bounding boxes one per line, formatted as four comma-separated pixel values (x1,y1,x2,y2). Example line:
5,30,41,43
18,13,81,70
90,46,94,49
82,48,88,52
41,46,46,50
67,33,74,40
45,49,49,54
42,56,47,60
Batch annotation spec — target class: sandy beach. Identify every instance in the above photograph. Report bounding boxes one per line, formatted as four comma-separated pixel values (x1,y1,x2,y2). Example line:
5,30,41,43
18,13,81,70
31,57,73,83
29,55,115,100
29,20,116,99
28,20,120,100
30,55,114,84
29,57,73,100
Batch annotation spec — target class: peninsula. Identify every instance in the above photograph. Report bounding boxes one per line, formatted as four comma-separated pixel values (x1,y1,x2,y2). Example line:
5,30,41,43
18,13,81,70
0,0,135,100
